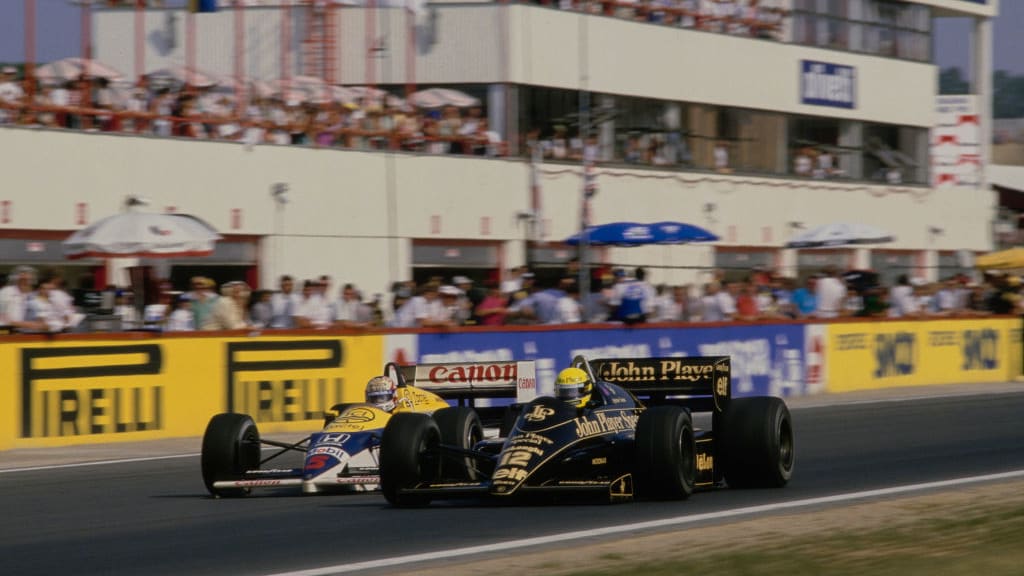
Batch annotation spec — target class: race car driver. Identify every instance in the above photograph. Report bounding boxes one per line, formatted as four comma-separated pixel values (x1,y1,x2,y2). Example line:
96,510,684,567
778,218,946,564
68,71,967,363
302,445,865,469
365,376,398,412
554,367,593,408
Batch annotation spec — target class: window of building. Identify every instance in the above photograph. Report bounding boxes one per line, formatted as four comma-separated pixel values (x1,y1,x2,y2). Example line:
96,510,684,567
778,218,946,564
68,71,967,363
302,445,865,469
791,0,932,63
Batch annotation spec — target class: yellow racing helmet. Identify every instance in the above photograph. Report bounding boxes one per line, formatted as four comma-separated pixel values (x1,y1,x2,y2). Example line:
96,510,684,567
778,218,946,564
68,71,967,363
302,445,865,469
555,367,593,407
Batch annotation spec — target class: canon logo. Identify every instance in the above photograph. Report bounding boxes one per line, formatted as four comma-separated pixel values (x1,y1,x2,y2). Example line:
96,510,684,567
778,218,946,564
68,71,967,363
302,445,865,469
427,363,518,384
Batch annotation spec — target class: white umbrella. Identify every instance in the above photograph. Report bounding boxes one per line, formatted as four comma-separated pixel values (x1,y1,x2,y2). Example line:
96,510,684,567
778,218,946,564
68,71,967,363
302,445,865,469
144,66,218,89
347,86,406,108
408,87,480,109
35,57,123,84
63,206,222,260
785,222,895,249
269,77,354,105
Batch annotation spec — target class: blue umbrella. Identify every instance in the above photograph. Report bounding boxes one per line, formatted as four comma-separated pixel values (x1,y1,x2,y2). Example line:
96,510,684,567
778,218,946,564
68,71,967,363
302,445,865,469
565,221,718,246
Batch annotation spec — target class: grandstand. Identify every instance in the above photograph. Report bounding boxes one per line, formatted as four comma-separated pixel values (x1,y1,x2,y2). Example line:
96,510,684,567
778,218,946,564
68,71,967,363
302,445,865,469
0,0,1000,296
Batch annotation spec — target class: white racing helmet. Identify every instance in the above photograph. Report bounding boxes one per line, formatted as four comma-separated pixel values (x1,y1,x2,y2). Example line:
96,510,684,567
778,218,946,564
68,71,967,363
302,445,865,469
365,376,397,412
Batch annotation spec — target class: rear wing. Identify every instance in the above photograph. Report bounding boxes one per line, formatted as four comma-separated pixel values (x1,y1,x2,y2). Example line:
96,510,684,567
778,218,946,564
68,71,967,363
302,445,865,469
582,355,731,414
385,360,538,404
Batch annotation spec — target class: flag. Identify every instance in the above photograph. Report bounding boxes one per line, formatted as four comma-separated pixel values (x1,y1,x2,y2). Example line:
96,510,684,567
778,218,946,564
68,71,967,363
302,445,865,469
189,0,218,13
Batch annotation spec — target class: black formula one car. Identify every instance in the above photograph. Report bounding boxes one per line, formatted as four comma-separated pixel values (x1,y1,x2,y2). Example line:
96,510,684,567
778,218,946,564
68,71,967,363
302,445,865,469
378,355,794,506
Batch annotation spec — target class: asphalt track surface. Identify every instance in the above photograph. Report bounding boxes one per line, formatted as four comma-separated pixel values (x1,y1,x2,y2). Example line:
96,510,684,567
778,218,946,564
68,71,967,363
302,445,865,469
2,385,1023,576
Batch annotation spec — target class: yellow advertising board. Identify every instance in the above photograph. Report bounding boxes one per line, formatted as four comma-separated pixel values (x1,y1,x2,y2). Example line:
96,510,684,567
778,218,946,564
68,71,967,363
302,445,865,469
0,334,383,450
825,318,1019,393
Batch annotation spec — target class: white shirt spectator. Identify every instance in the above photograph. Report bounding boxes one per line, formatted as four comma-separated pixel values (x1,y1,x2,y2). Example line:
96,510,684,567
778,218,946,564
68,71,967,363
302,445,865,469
0,284,31,325
888,284,914,317
651,292,680,322
716,290,737,319
556,294,581,323
296,294,332,329
269,291,302,328
815,276,848,318
26,296,64,333
166,308,195,331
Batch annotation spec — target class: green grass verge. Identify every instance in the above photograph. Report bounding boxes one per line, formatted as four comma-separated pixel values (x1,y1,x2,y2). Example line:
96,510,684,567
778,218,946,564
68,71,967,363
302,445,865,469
564,500,1024,576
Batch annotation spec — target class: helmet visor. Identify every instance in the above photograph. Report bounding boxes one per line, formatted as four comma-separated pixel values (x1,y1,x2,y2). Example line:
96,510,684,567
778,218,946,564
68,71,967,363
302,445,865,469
556,384,582,401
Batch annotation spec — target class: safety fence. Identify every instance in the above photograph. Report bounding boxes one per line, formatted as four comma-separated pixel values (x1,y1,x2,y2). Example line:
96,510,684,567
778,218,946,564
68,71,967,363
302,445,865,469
0,316,1019,450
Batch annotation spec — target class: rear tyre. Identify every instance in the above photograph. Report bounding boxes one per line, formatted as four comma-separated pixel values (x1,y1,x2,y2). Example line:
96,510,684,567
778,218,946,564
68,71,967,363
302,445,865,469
201,413,261,498
433,406,484,480
635,406,695,500
322,403,357,428
722,397,794,488
380,413,441,507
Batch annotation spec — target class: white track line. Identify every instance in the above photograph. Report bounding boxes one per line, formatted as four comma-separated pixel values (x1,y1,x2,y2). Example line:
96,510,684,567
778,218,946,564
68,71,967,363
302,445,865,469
0,452,199,474
262,470,1024,576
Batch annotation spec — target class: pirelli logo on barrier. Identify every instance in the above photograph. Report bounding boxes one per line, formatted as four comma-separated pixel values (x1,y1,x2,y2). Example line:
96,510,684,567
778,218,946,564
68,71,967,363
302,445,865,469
226,340,345,423
21,345,163,438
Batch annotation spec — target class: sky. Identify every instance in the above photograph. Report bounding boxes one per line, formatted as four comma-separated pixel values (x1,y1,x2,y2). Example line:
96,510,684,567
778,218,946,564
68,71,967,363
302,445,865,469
0,0,1022,75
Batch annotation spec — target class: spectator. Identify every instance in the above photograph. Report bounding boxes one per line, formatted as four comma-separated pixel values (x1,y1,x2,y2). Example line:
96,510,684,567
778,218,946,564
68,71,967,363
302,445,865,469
187,276,219,329
332,283,372,328
556,279,583,323
142,290,174,330
717,281,740,321
794,147,813,177
203,281,251,330
650,284,678,322
815,267,848,318
0,66,24,124
454,275,485,324
713,141,731,173
792,275,818,317
610,267,655,324
735,281,760,320
269,274,302,328
114,290,139,329
165,295,195,331
24,277,65,333
439,285,470,325
249,289,274,328
887,274,914,318
986,275,1021,315
700,281,724,322
295,279,332,329
475,283,509,326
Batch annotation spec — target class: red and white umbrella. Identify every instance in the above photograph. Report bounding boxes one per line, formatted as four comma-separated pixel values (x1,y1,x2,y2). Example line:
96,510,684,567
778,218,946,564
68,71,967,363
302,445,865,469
63,210,222,260
35,57,123,84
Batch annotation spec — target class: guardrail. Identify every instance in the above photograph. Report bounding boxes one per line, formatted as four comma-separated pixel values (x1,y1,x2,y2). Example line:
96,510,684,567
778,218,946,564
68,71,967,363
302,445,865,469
0,316,1019,450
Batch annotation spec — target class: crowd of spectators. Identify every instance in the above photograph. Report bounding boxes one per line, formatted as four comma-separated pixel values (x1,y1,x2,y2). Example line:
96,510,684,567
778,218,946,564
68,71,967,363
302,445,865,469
0,0,789,158
0,65,504,157
381,264,1021,328
529,0,787,40
1,263,1019,335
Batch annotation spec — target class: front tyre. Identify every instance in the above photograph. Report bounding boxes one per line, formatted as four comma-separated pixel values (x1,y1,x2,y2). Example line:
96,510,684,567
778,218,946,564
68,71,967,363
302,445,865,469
380,413,441,507
635,406,696,500
433,406,484,480
201,413,261,498
722,397,794,488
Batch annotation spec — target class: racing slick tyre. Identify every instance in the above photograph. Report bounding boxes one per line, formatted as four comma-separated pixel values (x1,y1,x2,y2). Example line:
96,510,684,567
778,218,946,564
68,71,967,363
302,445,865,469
433,406,484,481
201,413,262,498
322,403,357,428
635,406,696,500
722,396,794,488
380,413,441,507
